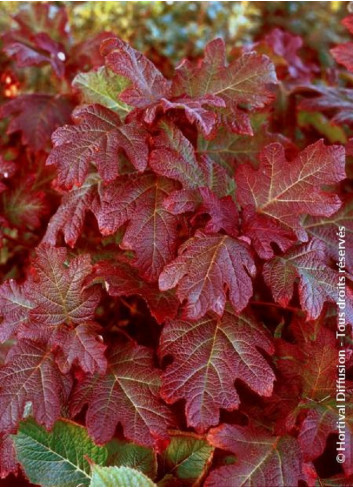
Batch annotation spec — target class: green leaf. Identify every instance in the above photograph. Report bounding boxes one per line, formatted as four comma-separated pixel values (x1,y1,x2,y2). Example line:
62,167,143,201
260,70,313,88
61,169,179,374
90,465,156,487
73,67,131,115
106,439,157,479
160,432,214,485
13,418,107,487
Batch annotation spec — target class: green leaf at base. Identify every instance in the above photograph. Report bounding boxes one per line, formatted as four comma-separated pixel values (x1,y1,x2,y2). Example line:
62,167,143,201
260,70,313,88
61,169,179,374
90,465,156,487
13,418,107,487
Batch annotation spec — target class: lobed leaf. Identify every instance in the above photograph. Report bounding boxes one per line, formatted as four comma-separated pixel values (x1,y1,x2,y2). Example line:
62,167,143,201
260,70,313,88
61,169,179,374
159,231,255,320
47,104,148,188
206,424,302,487
160,307,274,431
97,174,180,281
70,342,173,446
1,94,74,151
0,340,66,434
236,140,346,241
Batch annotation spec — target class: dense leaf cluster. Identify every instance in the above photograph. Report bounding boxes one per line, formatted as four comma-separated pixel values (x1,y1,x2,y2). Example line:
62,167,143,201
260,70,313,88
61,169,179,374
0,3,352,487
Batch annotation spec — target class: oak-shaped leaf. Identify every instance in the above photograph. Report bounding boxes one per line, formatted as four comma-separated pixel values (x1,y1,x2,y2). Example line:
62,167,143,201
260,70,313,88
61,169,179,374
42,174,99,248
16,246,106,375
275,320,348,463
93,259,179,324
101,37,172,108
96,173,180,281
28,245,100,329
53,322,107,375
173,38,277,117
193,188,239,238
236,140,345,241
197,117,293,171
160,306,274,432
263,239,353,321
1,94,74,152
206,424,302,487
0,340,67,435
47,104,148,188
70,341,174,446
159,231,255,320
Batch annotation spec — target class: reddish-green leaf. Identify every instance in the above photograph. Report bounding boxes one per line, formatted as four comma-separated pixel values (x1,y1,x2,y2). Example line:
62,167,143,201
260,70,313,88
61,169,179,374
236,140,345,241
101,37,171,108
0,340,66,434
47,104,148,188
263,239,353,321
206,424,302,487
160,306,274,431
42,174,99,247
97,174,180,281
159,231,255,320
70,342,173,446
1,94,74,151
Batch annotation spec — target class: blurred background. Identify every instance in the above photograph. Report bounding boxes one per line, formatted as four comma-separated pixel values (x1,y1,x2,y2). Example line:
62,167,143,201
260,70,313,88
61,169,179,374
0,1,351,75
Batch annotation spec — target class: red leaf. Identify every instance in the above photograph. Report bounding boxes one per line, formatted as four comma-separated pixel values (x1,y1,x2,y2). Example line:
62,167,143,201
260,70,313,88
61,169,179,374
54,322,107,375
160,306,274,432
96,174,180,282
1,94,74,151
206,424,302,487
241,206,296,259
263,28,315,81
159,231,255,320
3,32,66,77
263,239,353,321
101,37,172,108
28,245,100,329
47,104,148,188
70,341,173,446
173,38,277,111
150,121,206,190
42,174,99,247
236,140,345,241
0,340,66,434
299,86,353,125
